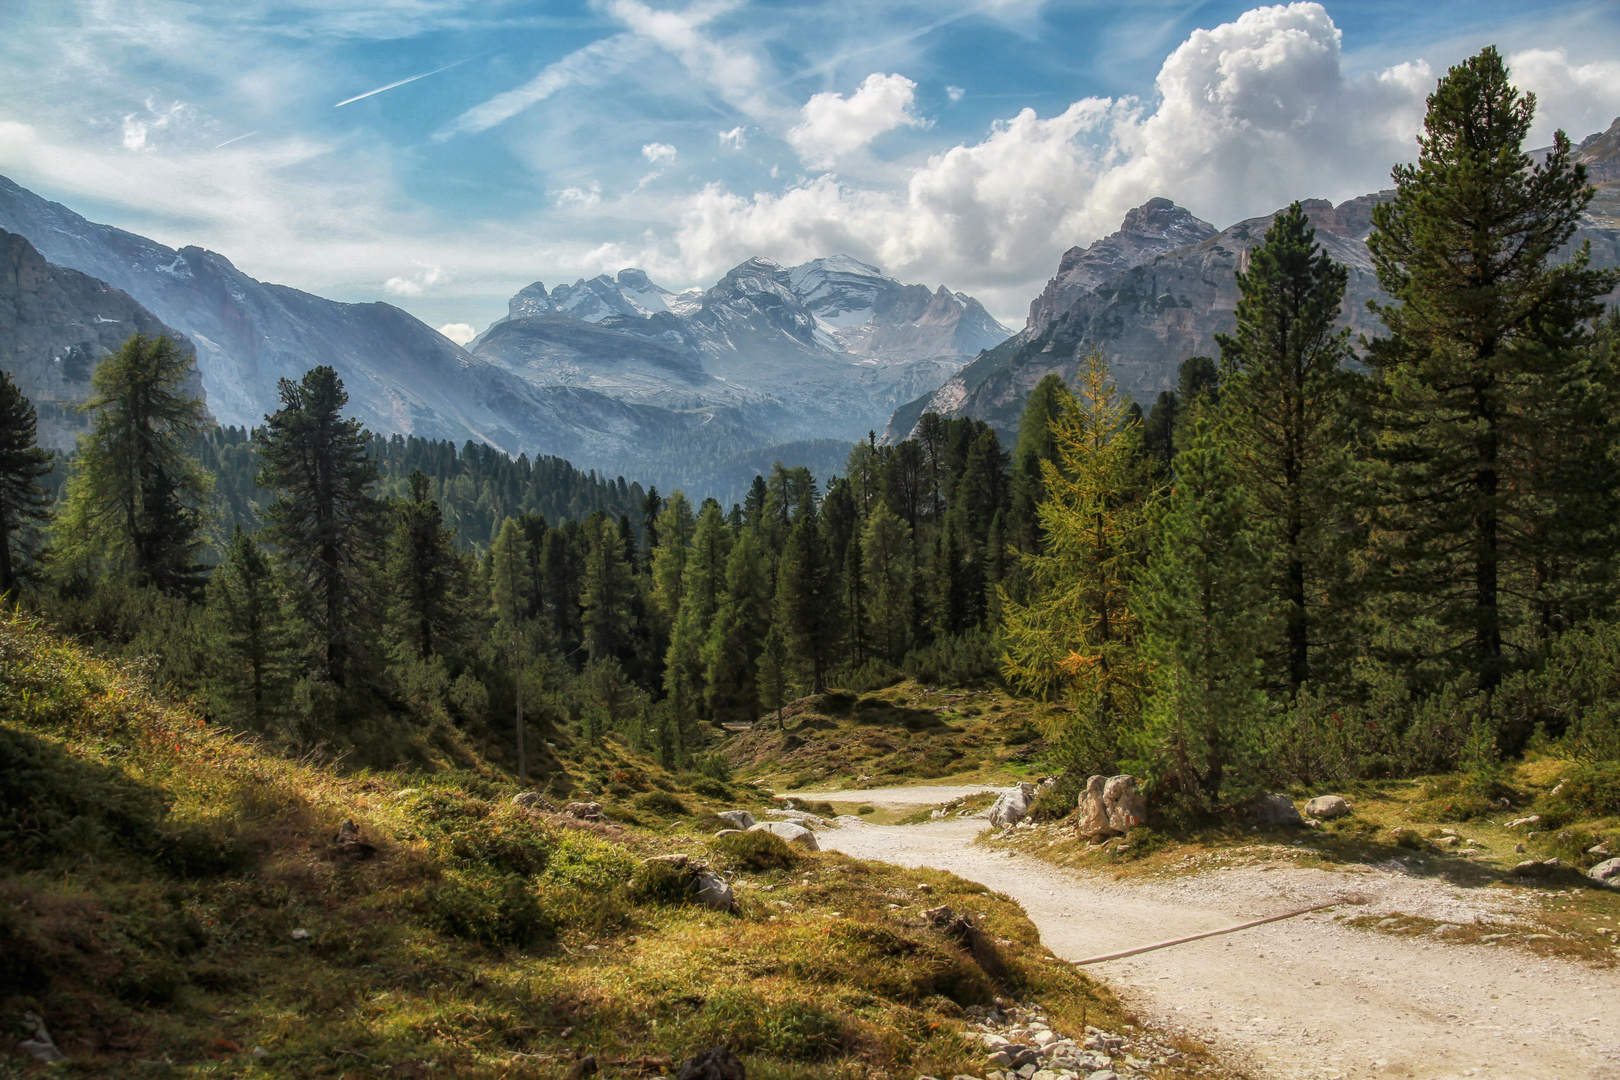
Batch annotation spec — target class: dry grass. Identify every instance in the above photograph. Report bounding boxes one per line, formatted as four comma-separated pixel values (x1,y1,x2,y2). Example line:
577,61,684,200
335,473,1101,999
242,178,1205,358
725,683,1058,791
2,612,1233,1079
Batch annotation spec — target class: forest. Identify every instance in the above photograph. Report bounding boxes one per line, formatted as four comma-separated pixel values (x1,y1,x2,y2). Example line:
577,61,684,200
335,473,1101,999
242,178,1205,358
2,48,1618,819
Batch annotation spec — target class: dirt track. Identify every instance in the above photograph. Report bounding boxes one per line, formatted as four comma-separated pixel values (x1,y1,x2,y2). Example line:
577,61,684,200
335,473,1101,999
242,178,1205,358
819,816,1620,1080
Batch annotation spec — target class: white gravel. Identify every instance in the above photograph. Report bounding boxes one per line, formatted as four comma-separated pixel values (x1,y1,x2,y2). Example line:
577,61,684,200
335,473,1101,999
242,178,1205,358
783,783,1001,806
821,817,1620,1080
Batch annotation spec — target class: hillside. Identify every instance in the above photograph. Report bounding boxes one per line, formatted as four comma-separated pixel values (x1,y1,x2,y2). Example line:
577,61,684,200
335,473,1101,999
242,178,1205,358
1,610,1209,1079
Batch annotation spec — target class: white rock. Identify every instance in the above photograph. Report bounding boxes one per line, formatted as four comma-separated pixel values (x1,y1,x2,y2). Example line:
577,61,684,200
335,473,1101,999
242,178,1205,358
290,928,312,941
990,783,1038,828
717,810,756,829
1031,1030,1058,1048
1590,857,1620,888
1303,795,1351,819
747,821,820,849
1506,815,1542,829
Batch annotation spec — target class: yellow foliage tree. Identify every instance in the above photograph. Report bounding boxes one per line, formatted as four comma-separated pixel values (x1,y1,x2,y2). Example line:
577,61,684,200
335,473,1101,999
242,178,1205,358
1001,348,1153,767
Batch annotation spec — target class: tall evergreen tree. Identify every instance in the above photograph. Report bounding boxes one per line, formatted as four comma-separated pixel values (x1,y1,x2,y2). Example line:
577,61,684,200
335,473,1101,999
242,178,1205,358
1002,349,1152,764
387,471,473,663
206,527,295,729
580,514,633,662
1009,374,1074,555
1132,416,1276,811
664,502,731,716
1216,202,1357,692
704,528,772,719
55,334,211,597
775,495,837,692
1364,47,1620,691
491,516,535,776
0,369,52,594
257,366,382,687
862,502,916,665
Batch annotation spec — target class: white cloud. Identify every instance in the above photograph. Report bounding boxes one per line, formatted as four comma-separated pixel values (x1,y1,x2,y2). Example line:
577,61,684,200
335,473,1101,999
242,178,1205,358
787,72,924,168
437,34,641,139
642,141,677,164
1508,48,1620,147
946,85,965,103
383,265,445,296
121,98,195,152
437,322,477,345
556,181,603,208
718,125,747,149
600,0,772,118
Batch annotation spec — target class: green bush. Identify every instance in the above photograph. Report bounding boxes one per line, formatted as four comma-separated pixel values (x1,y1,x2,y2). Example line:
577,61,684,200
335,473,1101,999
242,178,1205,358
693,752,732,783
710,829,799,871
1027,779,1077,822
428,873,555,947
634,790,690,817
627,857,698,905
542,832,637,891
1497,619,1620,761
689,777,731,799
857,805,876,816
1002,725,1042,747
901,628,1002,687
1544,763,1620,818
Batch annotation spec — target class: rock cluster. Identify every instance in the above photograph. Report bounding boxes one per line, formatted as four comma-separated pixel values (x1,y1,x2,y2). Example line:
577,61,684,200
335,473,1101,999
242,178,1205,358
564,802,606,822
330,819,377,861
1077,776,1146,840
512,791,557,812
717,810,756,829
937,998,1181,1080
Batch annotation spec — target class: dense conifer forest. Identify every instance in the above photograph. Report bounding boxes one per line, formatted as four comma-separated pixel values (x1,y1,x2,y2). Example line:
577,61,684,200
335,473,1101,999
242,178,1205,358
2,47,1617,819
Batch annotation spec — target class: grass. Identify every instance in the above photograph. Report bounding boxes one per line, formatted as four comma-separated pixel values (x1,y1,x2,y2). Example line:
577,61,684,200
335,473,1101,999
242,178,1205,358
724,683,1060,791
1,611,1219,1079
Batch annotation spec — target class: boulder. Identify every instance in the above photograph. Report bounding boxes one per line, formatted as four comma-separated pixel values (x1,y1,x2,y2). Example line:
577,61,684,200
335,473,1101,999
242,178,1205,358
512,791,556,812
1303,795,1351,820
330,818,377,861
1590,857,1620,888
990,783,1038,828
713,828,743,837
747,821,820,849
677,1046,746,1080
1078,775,1147,839
717,810,756,829
1505,814,1542,829
1250,794,1305,827
693,870,736,911
563,801,606,822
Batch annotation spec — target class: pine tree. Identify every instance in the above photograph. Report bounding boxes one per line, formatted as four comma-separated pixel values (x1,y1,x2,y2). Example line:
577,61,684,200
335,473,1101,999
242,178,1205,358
0,369,52,594
649,489,695,634
1216,202,1357,692
1002,348,1152,764
1364,47,1620,691
387,471,473,663
862,501,915,665
55,334,211,597
491,516,535,776
758,622,790,726
704,528,772,719
664,502,731,717
1009,374,1074,555
580,513,632,662
775,495,837,692
206,527,295,729
257,366,382,687
1132,415,1276,811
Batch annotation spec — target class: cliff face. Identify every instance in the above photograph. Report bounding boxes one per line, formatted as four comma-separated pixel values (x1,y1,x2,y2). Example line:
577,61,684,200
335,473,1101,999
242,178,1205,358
0,229,199,450
886,180,1620,442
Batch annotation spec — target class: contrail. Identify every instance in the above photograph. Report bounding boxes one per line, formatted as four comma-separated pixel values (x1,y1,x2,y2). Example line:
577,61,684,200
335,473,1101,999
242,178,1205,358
214,130,260,148
334,54,484,108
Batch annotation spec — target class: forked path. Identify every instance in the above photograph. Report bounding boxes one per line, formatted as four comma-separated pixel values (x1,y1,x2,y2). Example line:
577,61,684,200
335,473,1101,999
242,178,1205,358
820,818,1620,1080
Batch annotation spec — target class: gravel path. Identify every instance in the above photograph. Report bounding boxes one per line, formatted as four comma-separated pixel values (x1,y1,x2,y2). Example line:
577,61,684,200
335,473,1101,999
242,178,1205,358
787,784,1001,806
821,817,1620,1080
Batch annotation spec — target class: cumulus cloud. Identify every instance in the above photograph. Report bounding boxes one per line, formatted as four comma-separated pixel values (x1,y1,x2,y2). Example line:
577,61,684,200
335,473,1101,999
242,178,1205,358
1508,48,1620,146
642,141,677,164
787,72,924,168
437,322,477,345
718,125,747,149
946,85,965,103
556,181,603,208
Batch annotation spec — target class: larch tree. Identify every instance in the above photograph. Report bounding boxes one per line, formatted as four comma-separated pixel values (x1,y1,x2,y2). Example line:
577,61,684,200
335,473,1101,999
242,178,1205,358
1364,46,1620,692
1216,202,1358,693
56,334,211,597
0,368,52,594
1002,347,1153,768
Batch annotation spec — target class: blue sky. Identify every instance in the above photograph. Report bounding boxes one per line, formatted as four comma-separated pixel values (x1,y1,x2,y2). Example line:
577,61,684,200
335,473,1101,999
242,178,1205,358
2,0,1618,336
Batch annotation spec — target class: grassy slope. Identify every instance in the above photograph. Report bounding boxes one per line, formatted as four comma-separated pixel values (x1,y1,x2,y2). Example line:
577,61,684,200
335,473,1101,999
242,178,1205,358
0,612,1193,1079
724,682,1059,792
983,764,1620,967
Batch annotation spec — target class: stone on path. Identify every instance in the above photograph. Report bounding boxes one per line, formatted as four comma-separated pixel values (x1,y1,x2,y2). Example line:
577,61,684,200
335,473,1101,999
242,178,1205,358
1590,857,1620,888
1078,775,1147,839
1303,795,1351,820
990,783,1038,828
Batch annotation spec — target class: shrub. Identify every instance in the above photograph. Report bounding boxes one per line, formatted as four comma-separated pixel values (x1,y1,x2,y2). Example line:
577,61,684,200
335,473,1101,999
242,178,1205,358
1027,779,1077,822
0,725,166,867
1544,763,1620,818
627,857,698,905
693,752,732,783
634,790,690,817
444,810,555,876
542,832,637,891
902,628,1002,686
857,805,876,816
428,873,555,947
689,777,731,799
710,830,799,871
1002,725,1041,747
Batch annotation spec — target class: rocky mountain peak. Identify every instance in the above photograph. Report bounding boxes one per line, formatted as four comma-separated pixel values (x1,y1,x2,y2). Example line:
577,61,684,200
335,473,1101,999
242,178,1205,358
1030,198,1217,334
508,281,552,319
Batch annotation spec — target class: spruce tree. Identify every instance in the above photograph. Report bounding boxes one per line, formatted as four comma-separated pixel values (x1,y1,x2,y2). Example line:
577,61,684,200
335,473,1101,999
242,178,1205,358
387,471,473,663
0,369,52,594
1132,415,1275,811
704,528,772,719
491,516,535,776
1009,374,1073,555
775,495,837,692
758,622,790,725
257,365,382,687
1216,202,1357,692
580,513,632,662
664,502,731,717
1365,47,1620,691
206,527,295,729
862,502,916,665
55,333,211,597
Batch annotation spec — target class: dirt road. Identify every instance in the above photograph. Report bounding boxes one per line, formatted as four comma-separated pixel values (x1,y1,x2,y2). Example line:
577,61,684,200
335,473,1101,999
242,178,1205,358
789,784,1001,806
820,816,1620,1080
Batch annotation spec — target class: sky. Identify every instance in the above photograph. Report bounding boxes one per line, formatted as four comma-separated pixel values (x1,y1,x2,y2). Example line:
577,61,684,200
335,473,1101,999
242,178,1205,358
2,1,1619,340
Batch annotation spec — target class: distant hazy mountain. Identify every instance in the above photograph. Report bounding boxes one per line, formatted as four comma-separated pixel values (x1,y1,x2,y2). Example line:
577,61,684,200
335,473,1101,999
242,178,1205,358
0,174,723,470
885,161,1620,442
472,255,1011,443
0,228,198,450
